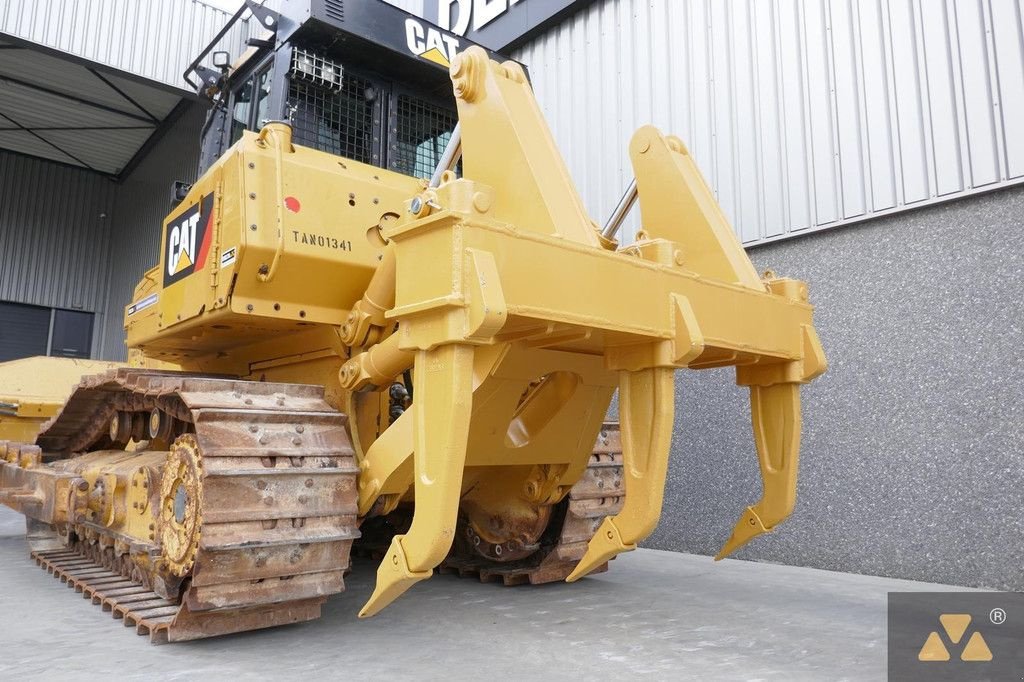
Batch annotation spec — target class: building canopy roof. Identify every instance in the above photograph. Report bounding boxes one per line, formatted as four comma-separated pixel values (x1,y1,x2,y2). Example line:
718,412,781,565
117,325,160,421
0,35,187,177
0,0,254,179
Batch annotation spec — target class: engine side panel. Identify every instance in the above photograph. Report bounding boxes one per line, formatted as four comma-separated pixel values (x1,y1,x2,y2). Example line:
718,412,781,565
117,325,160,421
124,129,422,364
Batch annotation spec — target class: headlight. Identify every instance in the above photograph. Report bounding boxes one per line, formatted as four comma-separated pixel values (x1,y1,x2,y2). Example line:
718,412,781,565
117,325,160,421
290,48,343,92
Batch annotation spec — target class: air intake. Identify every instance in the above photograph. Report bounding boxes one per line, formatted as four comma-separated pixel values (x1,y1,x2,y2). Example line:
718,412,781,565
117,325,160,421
324,0,344,22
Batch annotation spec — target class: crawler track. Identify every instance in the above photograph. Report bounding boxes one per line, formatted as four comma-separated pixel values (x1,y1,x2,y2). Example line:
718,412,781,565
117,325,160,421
27,369,360,643
31,547,325,642
14,370,621,640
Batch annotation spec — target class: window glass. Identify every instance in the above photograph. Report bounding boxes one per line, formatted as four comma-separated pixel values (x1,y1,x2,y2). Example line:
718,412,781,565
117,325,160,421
253,66,274,130
288,73,375,162
50,309,93,359
392,94,458,179
0,301,49,361
0,302,94,360
231,77,254,144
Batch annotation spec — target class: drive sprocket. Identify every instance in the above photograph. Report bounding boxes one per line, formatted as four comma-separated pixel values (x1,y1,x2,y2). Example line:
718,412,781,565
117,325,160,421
159,434,203,576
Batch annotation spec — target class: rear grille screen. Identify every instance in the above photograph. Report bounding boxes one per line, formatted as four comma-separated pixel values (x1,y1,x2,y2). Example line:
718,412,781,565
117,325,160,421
287,72,376,164
284,49,457,174
391,94,458,179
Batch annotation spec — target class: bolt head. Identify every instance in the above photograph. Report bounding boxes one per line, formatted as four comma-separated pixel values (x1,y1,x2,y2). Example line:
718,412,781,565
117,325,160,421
472,191,492,213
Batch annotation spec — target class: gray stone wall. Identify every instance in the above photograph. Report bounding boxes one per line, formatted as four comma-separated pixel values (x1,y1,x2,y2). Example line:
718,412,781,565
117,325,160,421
639,185,1024,590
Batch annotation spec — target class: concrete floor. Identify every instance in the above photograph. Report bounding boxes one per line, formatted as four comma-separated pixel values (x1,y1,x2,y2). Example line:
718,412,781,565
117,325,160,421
0,508,976,680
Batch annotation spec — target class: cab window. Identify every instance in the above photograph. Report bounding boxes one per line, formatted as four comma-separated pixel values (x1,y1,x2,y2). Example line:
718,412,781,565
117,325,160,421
253,67,273,129
230,64,274,143
230,78,253,144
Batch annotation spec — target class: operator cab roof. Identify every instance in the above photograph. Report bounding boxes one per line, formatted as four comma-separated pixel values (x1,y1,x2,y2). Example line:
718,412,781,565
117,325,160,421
186,0,525,178
186,0,525,102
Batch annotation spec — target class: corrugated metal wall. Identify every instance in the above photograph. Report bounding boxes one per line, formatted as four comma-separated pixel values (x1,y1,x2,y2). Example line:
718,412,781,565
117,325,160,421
0,109,205,361
383,0,425,15
513,0,1024,245
96,103,207,360
0,0,254,90
0,151,117,354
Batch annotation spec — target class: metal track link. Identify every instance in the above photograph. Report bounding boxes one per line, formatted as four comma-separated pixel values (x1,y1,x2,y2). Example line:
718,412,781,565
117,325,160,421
33,549,181,642
26,369,361,643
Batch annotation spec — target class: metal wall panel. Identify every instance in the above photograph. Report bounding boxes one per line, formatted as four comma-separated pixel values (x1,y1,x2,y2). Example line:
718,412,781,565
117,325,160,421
0,104,204,361
0,151,116,328
382,0,425,15
513,0,1024,245
0,0,254,91
96,103,207,360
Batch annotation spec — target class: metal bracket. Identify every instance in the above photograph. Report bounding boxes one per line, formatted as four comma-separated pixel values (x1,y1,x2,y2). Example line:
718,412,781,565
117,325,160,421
182,0,280,92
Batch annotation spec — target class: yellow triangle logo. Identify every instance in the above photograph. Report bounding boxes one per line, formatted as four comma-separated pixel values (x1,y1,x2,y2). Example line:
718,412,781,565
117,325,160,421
172,248,193,274
939,614,971,644
918,631,950,661
960,632,993,662
419,46,450,68
918,613,994,663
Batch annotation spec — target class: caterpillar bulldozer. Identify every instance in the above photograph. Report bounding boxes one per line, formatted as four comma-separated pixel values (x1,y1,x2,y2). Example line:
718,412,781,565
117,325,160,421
0,0,826,643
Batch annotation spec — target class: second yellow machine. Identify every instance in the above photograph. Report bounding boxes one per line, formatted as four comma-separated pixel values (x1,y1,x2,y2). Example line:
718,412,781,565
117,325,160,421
0,0,825,642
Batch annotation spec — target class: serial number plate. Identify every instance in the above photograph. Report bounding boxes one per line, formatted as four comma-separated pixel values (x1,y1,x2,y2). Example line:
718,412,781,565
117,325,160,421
292,231,353,252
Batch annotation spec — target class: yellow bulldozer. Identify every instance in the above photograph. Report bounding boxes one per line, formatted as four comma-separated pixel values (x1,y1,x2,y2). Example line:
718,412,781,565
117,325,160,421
0,1,825,642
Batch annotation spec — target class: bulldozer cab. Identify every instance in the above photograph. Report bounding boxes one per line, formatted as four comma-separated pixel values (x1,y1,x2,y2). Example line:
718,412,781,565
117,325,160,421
186,0,511,179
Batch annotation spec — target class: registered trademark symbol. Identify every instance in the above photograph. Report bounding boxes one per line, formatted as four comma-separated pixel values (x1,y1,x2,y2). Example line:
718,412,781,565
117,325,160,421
990,607,1007,625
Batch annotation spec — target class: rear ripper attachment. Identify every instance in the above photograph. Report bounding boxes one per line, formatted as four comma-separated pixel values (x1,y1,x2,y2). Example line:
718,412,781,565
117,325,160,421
0,369,359,643
351,47,826,617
